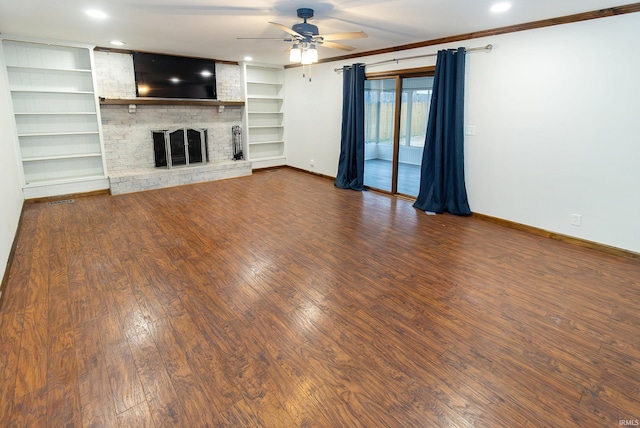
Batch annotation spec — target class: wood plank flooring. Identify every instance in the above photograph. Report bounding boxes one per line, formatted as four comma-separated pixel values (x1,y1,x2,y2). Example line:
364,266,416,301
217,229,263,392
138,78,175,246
1,167,639,427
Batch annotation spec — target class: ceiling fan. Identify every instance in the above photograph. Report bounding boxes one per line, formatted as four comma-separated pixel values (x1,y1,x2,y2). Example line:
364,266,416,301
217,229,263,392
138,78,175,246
239,8,367,64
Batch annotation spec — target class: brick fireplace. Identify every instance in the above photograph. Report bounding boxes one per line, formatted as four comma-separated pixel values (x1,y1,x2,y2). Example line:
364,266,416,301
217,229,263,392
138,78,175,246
100,103,250,194
94,51,250,195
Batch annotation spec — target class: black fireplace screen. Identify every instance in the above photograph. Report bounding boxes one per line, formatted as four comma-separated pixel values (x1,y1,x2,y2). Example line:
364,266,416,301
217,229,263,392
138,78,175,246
153,128,209,168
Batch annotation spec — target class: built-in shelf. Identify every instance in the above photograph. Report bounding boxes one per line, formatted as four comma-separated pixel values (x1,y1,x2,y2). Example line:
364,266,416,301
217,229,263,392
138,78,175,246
2,37,109,198
243,63,285,168
100,98,245,107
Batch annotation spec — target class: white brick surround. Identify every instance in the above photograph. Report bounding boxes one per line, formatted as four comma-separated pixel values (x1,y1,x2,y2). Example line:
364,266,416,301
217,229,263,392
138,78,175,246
94,51,137,99
100,105,242,172
94,51,249,194
215,63,242,102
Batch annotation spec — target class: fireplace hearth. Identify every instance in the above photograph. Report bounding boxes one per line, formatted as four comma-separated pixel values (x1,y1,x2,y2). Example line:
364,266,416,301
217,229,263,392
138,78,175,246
152,127,209,168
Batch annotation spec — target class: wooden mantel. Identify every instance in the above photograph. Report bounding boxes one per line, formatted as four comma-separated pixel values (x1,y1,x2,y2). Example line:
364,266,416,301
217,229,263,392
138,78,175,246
99,98,244,107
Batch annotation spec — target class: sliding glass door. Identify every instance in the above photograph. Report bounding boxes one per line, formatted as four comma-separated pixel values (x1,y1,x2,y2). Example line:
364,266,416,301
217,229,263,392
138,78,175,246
364,78,396,192
364,72,434,197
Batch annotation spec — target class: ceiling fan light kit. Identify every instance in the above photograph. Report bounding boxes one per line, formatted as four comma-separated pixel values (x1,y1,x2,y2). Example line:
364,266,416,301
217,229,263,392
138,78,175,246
291,42,318,64
245,7,368,66
289,43,302,62
301,46,316,65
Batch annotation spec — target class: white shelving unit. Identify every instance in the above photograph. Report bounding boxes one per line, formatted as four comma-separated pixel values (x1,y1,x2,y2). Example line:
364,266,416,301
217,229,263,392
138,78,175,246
1,37,108,198
242,63,285,169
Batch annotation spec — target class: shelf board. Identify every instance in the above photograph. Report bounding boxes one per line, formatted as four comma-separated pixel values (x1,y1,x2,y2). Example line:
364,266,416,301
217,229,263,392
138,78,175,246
248,111,284,114
249,140,284,146
11,89,94,95
248,125,284,129
7,65,92,73
24,174,107,187
246,96,283,101
249,155,286,161
22,153,103,162
247,81,283,86
18,131,100,137
15,112,97,116
100,98,245,106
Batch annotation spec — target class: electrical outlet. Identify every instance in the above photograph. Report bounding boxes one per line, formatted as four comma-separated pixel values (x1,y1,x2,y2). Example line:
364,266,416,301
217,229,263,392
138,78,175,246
570,214,582,226
310,159,315,167
465,125,477,136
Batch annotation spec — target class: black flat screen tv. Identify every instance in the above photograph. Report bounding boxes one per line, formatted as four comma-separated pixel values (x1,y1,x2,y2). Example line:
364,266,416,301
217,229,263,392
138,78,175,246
133,52,217,99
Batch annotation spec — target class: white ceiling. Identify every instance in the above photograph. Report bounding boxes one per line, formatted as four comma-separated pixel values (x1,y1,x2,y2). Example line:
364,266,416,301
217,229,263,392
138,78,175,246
0,0,633,65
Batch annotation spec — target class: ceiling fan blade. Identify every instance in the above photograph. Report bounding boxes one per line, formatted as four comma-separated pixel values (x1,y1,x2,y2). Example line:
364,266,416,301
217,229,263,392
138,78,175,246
321,41,356,51
237,38,292,40
269,22,303,38
318,31,368,41
326,14,415,37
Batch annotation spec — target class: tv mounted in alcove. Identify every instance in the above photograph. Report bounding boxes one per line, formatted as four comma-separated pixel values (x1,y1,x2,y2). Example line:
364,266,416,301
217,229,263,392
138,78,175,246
132,52,217,99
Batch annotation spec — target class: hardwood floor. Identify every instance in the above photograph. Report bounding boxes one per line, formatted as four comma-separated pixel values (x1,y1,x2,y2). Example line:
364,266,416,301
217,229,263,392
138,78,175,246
1,168,639,427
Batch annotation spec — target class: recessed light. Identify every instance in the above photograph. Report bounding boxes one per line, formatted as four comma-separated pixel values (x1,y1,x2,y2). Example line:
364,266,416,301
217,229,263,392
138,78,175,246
170,77,180,84
244,56,253,61
491,2,511,13
200,70,213,77
86,9,108,19
110,40,125,46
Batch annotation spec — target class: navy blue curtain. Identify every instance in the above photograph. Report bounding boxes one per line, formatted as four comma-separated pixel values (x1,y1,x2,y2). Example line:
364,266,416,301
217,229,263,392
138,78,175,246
413,48,471,216
335,64,365,191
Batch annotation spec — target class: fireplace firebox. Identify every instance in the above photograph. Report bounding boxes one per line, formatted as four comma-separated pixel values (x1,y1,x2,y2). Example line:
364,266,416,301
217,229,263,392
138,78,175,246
152,127,209,168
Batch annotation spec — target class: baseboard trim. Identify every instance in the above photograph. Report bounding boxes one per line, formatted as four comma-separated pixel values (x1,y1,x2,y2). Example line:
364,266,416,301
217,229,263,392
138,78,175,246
0,202,26,312
281,167,638,260
252,166,289,174
472,212,639,260
283,165,336,181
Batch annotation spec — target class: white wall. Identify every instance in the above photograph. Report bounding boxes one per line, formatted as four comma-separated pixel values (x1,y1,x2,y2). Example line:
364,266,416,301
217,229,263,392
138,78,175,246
284,12,640,253
0,54,25,284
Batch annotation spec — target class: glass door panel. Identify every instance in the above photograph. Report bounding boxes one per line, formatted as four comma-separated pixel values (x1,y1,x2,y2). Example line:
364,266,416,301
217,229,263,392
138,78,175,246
169,129,187,166
397,76,433,197
187,129,204,164
364,78,396,192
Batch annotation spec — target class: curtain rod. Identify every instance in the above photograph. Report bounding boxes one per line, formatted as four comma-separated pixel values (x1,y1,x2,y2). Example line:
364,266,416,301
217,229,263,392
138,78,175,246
334,44,493,73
